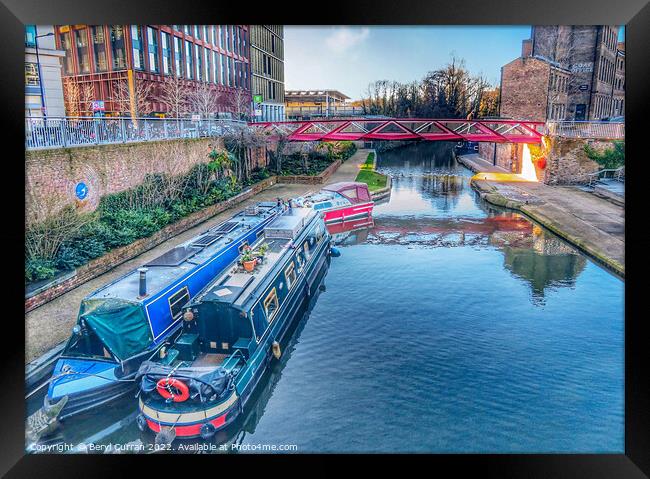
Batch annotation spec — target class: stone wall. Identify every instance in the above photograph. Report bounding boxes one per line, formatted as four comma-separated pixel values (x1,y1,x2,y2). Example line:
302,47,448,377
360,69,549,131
542,137,602,185
25,138,269,224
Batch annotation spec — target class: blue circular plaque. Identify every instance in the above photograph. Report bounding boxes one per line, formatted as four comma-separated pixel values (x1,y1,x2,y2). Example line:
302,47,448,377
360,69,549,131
75,182,88,200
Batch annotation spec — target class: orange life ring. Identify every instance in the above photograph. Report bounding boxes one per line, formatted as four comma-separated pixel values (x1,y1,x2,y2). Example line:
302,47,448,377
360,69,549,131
537,157,547,169
156,377,190,402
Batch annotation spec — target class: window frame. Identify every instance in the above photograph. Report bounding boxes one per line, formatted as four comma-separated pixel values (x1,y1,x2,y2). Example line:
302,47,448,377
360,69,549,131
284,262,297,290
263,287,280,322
168,286,191,321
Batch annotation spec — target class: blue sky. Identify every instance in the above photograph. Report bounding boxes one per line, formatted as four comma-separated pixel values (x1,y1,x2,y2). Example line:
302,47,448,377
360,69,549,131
284,26,626,100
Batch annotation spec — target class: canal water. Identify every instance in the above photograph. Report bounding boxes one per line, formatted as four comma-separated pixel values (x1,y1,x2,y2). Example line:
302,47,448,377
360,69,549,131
33,142,624,453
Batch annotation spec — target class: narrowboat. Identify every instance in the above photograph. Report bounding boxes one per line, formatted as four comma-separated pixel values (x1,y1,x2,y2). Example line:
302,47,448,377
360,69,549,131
45,202,284,421
135,206,333,440
294,182,374,224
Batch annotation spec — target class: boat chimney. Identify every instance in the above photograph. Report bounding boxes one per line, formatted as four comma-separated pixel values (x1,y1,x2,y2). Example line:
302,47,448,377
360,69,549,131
138,267,149,297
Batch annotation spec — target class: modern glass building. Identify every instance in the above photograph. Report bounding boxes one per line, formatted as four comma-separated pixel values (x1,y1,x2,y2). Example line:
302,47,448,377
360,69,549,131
54,25,251,118
250,25,285,122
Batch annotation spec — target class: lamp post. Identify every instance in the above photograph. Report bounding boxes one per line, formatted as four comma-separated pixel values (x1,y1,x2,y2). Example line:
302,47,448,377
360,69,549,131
34,30,55,120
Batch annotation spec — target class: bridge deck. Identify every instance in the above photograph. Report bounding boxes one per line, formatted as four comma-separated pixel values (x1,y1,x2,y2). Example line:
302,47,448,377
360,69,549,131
253,118,545,144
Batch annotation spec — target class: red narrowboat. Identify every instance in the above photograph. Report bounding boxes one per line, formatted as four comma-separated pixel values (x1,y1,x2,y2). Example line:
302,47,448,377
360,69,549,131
295,182,374,224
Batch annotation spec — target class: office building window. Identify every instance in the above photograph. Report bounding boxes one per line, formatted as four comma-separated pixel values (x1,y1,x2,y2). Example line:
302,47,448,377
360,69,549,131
25,25,36,48
195,44,202,81
25,62,40,86
212,26,217,46
109,26,126,70
184,25,191,35
227,26,232,52
220,26,225,50
60,31,74,74
195,25,201,40
161,31,172,75
147,27,159,73
220,54,226,85
205,47,211,83
91,26,108,72
75,29,90,73
185,40,194,79
229,56,234,86
212,50,218,84
131,26,145,71
204,26,209,43
174,36,183,77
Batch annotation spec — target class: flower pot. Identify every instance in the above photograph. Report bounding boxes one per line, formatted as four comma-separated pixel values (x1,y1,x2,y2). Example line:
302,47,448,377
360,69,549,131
243,259,257,272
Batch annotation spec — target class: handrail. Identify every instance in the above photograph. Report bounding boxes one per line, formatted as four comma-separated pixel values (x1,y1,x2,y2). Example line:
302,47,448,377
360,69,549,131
25,116,248,150
586,166,625,187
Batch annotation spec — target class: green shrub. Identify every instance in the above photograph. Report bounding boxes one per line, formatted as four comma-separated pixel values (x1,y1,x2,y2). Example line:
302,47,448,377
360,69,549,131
25,257,57,283
584,141,624,169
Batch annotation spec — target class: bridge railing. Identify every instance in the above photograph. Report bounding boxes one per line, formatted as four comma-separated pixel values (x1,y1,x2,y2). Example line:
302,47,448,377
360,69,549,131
25,116,247,150
546,121,624,140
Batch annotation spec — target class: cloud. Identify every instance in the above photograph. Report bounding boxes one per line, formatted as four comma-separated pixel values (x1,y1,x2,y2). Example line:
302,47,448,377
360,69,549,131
325,27,370,53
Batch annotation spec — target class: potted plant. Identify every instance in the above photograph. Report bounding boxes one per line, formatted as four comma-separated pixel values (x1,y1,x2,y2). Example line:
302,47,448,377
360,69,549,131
253,242,270,263
240,248,257,272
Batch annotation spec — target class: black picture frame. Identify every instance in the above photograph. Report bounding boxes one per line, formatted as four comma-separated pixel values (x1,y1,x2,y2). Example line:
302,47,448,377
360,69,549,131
2,0,647,476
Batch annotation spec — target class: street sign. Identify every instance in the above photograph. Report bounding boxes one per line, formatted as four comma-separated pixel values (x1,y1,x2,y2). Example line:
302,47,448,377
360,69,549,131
91,100,105,112
578,85,589,91
75,182,88,200
254,109,263,117
253,94,263,104
191,114,201,121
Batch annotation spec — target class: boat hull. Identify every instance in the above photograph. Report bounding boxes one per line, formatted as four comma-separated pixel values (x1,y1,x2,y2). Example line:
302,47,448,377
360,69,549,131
138,237,332,439
322,202,374,224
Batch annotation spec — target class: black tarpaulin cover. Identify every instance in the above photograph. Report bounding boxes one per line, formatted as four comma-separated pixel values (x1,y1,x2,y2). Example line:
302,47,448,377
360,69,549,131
136,361,233,403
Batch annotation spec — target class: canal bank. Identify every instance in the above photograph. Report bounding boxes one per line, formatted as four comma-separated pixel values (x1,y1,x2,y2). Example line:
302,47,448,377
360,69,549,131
25,149,372,363
458,153,624,277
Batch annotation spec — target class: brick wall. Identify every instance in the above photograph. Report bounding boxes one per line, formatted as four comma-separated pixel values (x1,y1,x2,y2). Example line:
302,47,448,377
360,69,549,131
25,175,278,312
500,57,551,122
478,143,521,173
25,138,269,224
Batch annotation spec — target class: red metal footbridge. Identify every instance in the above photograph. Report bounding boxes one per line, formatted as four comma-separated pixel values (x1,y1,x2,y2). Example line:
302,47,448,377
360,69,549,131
253,118,545,144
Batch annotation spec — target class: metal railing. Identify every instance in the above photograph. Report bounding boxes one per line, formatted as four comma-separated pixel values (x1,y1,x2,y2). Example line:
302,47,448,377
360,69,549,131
586,166,625,187
546,120,624,140
286,105,366,119
25,116,247,150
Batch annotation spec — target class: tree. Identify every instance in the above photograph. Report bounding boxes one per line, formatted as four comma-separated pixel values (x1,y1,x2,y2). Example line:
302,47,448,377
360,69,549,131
62,78,80,117
228,88,251,121
478,87,500,118
157,75,190,118
112,78,155,117
188,82,221,119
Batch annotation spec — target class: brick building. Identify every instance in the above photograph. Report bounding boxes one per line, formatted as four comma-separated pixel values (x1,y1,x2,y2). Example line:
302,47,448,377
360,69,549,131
250,25,285,122
55,25,251,118
499,25,624,121
500,54,571,122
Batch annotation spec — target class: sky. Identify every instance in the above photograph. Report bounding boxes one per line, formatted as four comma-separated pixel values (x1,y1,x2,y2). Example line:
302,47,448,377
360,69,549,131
284,26,626,100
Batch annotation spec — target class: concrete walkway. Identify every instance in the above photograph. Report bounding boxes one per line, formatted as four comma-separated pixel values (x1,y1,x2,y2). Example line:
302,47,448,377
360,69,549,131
459,154,625,277
25,149,369,363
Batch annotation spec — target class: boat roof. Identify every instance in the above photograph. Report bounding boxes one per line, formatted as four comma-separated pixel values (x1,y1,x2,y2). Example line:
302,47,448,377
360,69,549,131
85,202,280,303
322,181,368,193
195,208,318,308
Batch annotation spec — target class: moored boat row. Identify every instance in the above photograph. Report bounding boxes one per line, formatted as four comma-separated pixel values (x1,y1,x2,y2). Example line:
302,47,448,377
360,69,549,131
34,182,375,443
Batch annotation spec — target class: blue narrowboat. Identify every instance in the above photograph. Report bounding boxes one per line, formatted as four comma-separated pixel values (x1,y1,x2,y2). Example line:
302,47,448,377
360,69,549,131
135,206,333,439
45,202,285,420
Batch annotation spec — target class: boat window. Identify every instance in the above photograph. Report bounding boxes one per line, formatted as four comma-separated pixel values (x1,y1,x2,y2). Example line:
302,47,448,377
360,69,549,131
357,186,371,201
342,188,358,199
314,201,332,211
238,241,249,254
263,288,279,322
169,286,190,321
285,262,297,289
